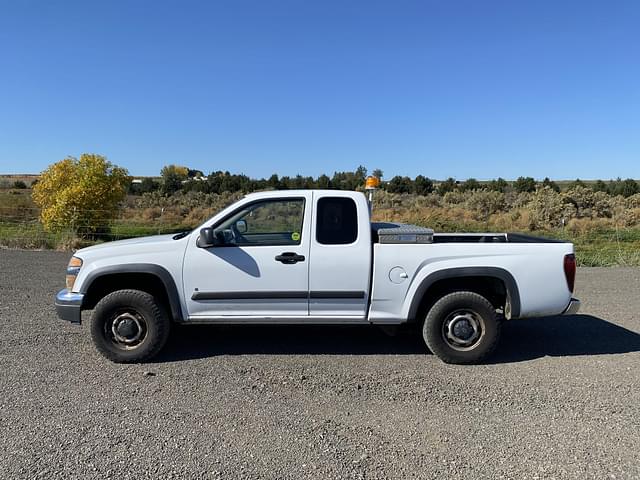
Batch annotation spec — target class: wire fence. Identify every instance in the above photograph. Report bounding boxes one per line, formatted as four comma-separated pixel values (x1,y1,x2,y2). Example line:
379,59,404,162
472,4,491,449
0,206,197,249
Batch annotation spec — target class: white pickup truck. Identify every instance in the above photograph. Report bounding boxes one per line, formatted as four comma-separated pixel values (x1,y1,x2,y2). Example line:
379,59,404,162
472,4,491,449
55,189,579,364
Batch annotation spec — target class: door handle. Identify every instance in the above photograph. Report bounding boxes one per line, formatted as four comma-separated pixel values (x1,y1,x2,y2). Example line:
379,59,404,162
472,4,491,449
275,252,306,264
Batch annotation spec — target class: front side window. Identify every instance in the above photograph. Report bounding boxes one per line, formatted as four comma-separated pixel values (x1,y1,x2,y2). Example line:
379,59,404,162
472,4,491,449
316,197,358,245
214,198,304,246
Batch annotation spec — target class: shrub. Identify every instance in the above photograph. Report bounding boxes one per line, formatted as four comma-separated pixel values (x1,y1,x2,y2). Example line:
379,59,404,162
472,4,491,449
592,191,613,218
465,190,506,221
561,186,614,219
32,154,129,234
542,177,560,192
442,190,468,205
527,187,566,229
505,191,532,210
626,194,640,209
563,186,596,218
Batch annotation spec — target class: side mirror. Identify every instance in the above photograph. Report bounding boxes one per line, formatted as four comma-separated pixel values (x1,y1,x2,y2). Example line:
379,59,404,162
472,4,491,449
235,219,248,234
197,227,216,248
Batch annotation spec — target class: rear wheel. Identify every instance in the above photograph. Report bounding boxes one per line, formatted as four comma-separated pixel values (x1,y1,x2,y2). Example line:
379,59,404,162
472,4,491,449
422,291,501,364
90,289,170,363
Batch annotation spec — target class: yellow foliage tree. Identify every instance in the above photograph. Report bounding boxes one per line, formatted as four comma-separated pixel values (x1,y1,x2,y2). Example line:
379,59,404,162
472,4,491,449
32,154,130,234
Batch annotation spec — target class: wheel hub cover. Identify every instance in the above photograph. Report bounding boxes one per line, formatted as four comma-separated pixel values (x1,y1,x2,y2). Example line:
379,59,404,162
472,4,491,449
452,318,474,340
116,318,137,338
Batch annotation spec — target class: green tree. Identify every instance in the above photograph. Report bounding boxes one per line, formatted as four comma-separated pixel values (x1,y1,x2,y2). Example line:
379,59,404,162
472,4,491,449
413,175,434,195
12,180,27,189
514,176,536,193
592,179,608,193
293,175,306,189
372,169,384,180
436,177,457,195
280,176,292,189
460,178,481,192
187,168,204,178
386,176,413,194
32,154,129,234
267,174,281,189
316,174,331,189
160,164,189,195
331,166,367,190
488,177,508,193
140,177,159,193
611,178,640,197
622,179,640,197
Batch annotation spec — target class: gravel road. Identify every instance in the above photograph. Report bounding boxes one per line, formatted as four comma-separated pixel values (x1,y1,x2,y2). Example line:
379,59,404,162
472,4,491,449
1,250,639,479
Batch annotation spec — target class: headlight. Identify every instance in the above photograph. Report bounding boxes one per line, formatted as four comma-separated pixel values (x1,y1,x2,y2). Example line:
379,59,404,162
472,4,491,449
66,256,83,289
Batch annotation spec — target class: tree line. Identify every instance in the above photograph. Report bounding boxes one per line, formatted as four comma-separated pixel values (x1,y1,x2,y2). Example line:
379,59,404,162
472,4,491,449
27,155,640,236
129,164,640,198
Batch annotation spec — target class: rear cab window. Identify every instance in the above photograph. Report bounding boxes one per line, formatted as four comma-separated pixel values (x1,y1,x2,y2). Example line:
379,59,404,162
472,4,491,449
316,197,358,245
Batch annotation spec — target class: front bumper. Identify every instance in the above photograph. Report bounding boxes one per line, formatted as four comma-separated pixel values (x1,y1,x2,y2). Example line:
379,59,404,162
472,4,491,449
562,298,581,315
55,289,84,324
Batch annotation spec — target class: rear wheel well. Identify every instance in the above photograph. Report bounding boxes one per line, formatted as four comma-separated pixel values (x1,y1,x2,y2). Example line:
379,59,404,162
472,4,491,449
414,276,508,323
82,273,173,318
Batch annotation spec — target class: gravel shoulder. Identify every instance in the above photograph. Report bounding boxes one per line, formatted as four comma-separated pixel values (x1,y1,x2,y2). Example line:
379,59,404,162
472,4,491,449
1,250,639,479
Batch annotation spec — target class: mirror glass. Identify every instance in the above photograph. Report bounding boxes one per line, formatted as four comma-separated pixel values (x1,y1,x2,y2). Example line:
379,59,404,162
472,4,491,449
235,219,248,234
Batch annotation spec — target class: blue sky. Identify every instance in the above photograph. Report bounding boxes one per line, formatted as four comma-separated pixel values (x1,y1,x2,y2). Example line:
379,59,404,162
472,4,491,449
0,0,638,180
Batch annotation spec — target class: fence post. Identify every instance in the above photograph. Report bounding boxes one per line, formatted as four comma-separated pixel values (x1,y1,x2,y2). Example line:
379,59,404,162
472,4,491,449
72,206,77,239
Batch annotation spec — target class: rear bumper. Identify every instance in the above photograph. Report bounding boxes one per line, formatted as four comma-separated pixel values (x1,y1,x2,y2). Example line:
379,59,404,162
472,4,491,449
55,289,84,324
562,298,581,315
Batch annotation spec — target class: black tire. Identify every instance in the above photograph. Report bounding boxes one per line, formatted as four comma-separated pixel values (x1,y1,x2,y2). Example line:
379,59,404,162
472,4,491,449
90,289,170,363
422,291,501,364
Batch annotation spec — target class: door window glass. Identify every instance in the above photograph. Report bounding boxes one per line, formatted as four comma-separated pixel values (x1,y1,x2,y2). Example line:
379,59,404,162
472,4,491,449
214,199,304,246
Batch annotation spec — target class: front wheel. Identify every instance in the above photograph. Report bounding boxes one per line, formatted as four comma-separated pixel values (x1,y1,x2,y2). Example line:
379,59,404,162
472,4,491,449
422,291,501,364
90,289,170,363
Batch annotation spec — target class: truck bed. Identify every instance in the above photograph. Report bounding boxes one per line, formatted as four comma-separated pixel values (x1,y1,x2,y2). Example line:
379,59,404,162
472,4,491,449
371,223,564,244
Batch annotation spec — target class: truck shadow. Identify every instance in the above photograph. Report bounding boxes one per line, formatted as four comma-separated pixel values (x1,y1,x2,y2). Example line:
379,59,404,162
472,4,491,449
159,324,425,361
156,314,640,363
489,314,640,363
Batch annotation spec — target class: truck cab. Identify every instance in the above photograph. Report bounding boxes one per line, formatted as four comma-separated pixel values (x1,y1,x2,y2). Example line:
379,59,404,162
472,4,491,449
185,190,372,320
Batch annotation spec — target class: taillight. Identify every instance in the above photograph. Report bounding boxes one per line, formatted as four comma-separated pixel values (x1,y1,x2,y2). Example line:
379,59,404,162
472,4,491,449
564,254,576,293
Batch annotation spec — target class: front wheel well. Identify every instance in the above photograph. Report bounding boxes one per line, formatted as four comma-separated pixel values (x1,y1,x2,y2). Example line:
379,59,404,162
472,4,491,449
81,273,173,318
413,276,510,323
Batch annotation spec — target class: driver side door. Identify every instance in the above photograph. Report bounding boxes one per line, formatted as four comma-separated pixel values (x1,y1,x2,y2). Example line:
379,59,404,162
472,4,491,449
183,194,312,319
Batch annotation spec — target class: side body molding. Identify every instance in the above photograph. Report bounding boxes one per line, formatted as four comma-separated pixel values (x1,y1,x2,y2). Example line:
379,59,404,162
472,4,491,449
79,264,185,321
407,266,521,320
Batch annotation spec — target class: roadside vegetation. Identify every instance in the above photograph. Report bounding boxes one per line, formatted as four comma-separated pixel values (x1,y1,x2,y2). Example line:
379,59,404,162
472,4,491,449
2,157,640,266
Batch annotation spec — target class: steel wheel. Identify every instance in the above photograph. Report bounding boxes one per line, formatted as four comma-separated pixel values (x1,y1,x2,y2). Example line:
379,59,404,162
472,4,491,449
422,291,501,364
441,309,486,351
91,289,170,363
105,309,148,350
